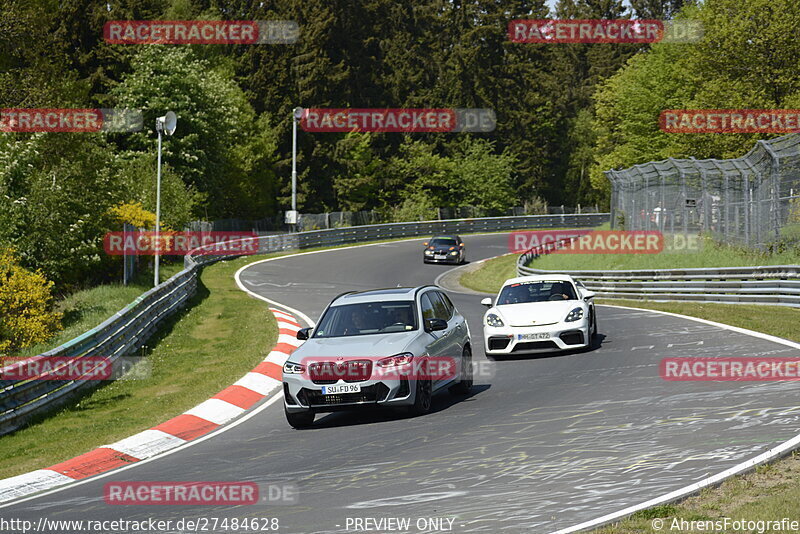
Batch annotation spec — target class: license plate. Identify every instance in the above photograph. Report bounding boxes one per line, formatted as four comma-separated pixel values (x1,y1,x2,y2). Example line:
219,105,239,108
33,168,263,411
434,255,447,260
518,333,550,340
321,384,361,395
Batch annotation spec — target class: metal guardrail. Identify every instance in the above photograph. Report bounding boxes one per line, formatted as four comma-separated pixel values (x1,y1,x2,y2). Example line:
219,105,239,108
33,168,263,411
0,213,609,436
517,245,800,308
269,213,610,252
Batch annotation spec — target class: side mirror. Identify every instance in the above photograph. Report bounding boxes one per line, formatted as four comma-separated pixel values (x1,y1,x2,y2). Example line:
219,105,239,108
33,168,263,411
296,327,312,340
423,242,428,247
425,318,448,332
459,243,464,247
582,290,595,301
480,297,492,307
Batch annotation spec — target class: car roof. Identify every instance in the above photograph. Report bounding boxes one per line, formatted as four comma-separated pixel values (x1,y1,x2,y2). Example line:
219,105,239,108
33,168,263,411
331,286,433,305
501,274,576,287
430,235,460,240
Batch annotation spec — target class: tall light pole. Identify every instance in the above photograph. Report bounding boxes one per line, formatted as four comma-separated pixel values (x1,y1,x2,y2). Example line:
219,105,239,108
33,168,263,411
288,107,304,232
154,111,177,287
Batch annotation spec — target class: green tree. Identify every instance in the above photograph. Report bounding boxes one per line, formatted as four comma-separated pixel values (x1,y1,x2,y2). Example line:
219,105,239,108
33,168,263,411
332,133,385,212
450,138,518,214
110,46,279,219
590,0,800,200
0,133,123,287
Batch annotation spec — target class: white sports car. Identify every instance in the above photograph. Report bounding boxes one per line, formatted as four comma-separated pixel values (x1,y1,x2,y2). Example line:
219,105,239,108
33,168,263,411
481,274,597,356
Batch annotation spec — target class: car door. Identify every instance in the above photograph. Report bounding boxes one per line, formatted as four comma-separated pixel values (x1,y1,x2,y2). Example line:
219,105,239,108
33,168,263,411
419,292,449,384
428,291,461,388
438,291,467,349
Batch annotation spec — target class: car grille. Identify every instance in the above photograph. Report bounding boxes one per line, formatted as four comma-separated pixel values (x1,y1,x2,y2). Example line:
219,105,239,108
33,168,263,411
488,336,511,350
559,331,584,345
298,384,389,409
513,340,559,352
308,359,373,384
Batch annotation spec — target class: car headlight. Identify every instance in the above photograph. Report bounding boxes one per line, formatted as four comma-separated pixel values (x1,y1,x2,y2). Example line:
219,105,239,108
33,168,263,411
283,361,305,374
485,313,504,327
449,251,458,255
565,307,584,322
424,250,433,255
377,352,414,367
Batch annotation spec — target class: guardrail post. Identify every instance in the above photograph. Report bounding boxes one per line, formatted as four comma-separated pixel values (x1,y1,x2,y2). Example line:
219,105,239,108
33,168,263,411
758,140,782,242
680,167,688,240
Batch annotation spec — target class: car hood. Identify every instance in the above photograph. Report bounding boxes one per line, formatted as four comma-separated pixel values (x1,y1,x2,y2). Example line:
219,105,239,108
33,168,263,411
289,331,419,361
492,300,583,327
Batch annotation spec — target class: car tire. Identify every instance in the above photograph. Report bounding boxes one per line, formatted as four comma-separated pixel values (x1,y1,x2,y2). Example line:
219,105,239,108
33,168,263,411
450,346,473,395
409,376,432,416
590,309,598,339
285,407,314,428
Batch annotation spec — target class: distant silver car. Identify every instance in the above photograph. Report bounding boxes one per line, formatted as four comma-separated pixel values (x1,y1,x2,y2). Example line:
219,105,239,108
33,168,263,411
282,286,472,428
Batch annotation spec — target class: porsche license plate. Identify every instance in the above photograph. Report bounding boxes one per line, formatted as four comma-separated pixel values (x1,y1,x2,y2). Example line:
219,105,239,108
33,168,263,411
518,333,550,340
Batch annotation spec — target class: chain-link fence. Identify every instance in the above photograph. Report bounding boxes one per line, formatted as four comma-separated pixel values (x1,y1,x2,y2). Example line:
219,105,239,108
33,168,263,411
606,133,800,249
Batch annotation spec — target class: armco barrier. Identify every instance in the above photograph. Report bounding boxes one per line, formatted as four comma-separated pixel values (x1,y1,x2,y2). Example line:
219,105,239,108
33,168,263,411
0,213,609,436
517,248,800,307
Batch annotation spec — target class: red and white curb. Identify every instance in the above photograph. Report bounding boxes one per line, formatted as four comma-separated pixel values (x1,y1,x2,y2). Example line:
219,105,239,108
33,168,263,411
0,308,300,503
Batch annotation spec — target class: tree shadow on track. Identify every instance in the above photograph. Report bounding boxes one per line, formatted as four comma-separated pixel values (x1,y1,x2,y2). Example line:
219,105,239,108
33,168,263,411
308,384,491,429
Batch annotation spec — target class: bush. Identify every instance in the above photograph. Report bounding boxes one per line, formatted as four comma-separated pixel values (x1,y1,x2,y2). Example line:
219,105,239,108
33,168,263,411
0,248,62,356
108,202,156,230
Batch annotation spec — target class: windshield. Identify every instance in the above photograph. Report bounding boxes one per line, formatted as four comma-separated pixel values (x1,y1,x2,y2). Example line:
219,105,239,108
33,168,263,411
313,302,418,337
497,281,578,305
430,238,457,247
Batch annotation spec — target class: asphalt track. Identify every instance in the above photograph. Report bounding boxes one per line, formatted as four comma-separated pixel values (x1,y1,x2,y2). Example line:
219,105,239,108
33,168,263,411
4,233,800,533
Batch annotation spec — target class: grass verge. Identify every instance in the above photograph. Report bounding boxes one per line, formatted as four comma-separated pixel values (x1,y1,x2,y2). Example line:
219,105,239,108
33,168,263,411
0,255,278,480
460,252,800,532
13,261,184,359
460,253,518,294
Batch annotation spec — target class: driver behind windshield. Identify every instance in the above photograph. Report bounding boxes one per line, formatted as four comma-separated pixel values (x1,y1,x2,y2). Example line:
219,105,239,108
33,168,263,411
548,282,577,300
502,284,529,304
342,308,369,335
386,306,412,329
